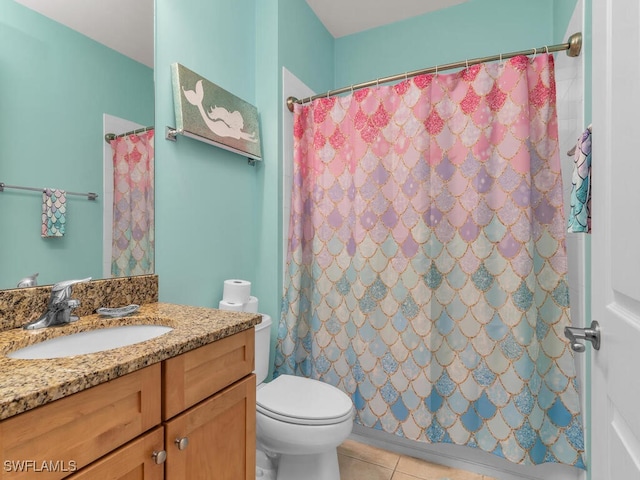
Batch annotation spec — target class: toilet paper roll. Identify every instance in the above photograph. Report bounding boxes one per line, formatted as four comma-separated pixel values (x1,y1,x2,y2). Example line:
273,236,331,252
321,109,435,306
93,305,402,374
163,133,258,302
244,296,259,313
223,279,251,304
218,300,244,312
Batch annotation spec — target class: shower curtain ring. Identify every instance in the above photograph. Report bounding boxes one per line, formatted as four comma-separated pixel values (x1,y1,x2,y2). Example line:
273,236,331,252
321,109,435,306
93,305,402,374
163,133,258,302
545,45,549,54
435,65,438,76
465,59,469,70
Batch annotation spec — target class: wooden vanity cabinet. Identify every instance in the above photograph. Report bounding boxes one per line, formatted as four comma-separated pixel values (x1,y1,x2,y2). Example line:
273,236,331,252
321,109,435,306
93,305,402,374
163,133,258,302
0,327,256,480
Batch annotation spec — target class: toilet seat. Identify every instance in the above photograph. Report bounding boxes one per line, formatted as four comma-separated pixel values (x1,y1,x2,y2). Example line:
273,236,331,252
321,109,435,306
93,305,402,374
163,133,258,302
257,374,354,426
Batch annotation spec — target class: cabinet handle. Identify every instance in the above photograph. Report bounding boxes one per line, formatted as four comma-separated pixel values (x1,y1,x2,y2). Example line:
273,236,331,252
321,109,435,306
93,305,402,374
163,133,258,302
175,436,189,450
152,450,167,464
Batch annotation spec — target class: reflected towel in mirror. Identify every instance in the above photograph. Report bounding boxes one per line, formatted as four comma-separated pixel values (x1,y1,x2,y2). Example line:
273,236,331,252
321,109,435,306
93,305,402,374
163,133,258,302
41,188,66,237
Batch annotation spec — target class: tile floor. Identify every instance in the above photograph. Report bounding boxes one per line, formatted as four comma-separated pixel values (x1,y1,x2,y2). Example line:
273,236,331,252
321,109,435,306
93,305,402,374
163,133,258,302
338,439,497,480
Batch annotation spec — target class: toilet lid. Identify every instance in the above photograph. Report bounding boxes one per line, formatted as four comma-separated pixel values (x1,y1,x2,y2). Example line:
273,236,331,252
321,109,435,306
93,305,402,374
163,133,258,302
257,375,354,426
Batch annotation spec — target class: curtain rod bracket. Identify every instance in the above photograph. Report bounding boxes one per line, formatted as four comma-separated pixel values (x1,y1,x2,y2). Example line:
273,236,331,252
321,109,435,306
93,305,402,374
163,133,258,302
567,32,582,57
287,96,297,113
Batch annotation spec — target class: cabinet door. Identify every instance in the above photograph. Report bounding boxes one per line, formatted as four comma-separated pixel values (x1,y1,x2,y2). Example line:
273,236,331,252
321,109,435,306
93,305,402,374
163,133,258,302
164,375,256,480
0,364,161,480
162,328,254,420
67,427,165,480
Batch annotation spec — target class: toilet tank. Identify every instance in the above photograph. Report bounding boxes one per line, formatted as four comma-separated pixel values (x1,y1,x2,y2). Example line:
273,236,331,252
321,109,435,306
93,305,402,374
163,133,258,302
254,314,272,385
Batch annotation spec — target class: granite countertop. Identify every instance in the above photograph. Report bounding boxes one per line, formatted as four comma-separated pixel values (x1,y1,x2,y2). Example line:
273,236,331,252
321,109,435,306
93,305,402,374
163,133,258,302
0,302,261,420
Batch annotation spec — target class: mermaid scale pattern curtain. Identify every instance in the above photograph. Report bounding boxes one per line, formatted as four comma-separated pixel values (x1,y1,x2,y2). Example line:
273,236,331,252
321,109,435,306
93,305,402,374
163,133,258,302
276,55,585,467
109,129,155,276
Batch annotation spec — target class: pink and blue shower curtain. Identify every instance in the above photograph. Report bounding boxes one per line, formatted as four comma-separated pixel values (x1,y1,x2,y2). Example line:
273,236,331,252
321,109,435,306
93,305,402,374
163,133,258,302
110,129,155,276
276,54,585,468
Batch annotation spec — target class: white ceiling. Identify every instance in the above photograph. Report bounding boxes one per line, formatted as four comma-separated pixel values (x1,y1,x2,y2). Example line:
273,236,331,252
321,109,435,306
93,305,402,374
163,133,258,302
306,0,469,38
13,0,467,68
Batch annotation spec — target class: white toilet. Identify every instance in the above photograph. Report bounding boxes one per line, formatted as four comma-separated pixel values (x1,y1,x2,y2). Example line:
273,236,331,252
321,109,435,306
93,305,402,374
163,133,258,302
255,314,354,480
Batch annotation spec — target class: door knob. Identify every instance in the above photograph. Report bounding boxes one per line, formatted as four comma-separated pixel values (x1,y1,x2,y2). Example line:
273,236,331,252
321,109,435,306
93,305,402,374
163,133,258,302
564,320,601,352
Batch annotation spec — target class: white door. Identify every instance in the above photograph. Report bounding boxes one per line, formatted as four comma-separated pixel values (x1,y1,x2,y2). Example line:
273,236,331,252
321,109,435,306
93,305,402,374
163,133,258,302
591,0,640,477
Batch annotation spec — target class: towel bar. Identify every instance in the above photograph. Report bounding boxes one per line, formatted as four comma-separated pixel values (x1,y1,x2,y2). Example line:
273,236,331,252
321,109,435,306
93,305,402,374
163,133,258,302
0,182,98,200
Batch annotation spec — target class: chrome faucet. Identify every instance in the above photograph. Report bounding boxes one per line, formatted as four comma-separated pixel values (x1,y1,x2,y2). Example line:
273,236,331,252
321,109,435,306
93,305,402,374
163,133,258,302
23,277,91,330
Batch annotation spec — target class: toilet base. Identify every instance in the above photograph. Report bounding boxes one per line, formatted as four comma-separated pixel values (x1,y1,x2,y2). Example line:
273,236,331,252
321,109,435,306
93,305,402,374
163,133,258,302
256,449,277,480
275,449,340,480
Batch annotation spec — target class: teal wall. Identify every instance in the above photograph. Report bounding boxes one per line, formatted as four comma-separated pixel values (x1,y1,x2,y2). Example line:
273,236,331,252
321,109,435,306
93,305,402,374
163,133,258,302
154,0,333,316
0,1,153,289
334,0,555,88
553,0,580,42
155,0,259,307
253,0,281,324
254,0,334,323
278,0,335,95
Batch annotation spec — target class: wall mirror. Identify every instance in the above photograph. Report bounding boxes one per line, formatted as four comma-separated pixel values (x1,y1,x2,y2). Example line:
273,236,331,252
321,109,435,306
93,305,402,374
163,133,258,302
0,0,154,290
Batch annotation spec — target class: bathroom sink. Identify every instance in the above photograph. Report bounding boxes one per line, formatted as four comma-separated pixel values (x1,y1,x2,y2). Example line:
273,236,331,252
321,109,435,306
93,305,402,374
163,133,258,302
7,325,173,360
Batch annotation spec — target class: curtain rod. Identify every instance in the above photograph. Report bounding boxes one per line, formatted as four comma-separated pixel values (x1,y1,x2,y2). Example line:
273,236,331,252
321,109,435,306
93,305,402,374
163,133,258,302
287,32,582,112
104,125,154,143
0,182,98,200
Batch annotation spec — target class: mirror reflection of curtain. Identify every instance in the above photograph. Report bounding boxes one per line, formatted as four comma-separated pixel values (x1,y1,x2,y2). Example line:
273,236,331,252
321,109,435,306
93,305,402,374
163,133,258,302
109,129,155,276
